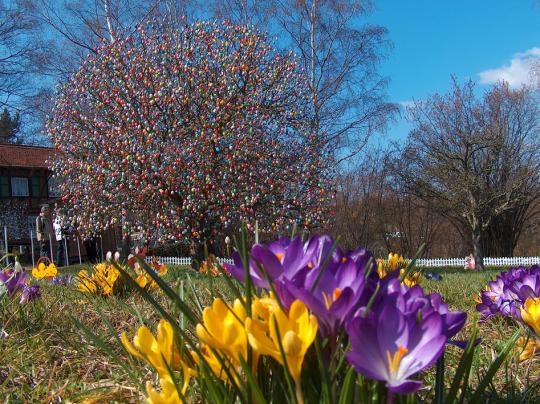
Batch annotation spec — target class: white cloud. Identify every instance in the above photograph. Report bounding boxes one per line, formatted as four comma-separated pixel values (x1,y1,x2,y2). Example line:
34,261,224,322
398,100,416,108
478,47,540,87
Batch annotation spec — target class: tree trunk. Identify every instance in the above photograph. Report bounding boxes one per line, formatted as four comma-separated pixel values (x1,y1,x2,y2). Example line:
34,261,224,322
472,228,485,271
189,240,205,271
189,239,219,271
103,0,115,44
121,232,131,261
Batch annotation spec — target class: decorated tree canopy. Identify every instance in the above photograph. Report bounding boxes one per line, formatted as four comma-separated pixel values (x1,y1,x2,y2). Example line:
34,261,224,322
48,20,334,243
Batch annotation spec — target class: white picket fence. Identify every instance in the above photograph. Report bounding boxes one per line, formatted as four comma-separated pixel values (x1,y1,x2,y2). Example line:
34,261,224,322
416,257,540,268
146,255,540,269
145,256,234,266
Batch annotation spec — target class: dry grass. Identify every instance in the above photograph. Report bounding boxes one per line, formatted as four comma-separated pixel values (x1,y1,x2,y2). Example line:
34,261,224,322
0,267,233,403
1,266,539,402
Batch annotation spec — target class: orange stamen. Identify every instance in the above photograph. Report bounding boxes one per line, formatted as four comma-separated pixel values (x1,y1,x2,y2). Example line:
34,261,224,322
322,288,342,310
386,346,408,374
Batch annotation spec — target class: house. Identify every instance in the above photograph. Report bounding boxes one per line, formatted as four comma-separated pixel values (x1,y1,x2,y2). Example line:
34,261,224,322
0,144,59,246
0,143,151,264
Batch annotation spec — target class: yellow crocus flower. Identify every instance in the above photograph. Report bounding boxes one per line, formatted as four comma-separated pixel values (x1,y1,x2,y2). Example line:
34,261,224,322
400,268,421,288
136,274,149,289
77,270,97,293
377,259,386,278
521,298,540,335
121,319,195,395
246,299,317,384
516,336,540,362
156,263,168,276
388,253,401,270
195,298,249,361
135,273,158,290
146,375,181,404
193,344,239,383
252,294,280,325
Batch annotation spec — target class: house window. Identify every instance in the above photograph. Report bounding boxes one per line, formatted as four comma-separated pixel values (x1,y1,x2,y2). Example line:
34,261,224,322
31,177,42,198
0,176,8,197
11,177,29,197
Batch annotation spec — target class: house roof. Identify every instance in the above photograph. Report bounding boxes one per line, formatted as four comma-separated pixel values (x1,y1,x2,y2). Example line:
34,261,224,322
0,144,54,169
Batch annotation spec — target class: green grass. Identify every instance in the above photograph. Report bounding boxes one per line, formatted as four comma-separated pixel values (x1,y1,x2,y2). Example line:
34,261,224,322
1,265,538,402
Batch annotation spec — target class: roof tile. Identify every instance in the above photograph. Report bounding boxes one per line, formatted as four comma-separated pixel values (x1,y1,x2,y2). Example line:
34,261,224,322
0,144,54,169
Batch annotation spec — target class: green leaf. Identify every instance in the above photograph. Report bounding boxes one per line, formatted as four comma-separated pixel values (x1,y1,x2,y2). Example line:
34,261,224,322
212,263,244,304
337,367,356,404
314,337,331,402
71,316,142,389
446,327,478,403
116,264,197,349
468,329,520,403
238,356,268,404
134,258,200,325
435,352,445,404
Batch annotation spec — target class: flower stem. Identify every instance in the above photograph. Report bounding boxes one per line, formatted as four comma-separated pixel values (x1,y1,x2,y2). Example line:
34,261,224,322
295,380,304,404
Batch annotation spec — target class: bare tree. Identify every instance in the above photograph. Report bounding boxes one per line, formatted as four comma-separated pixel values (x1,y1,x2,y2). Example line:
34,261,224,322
482,198,540,256
0,0,41,109
27,0,185,79
330,151,387,252
330,149,446,258
392,79,540,270
380,191,444,258
210,0,398,163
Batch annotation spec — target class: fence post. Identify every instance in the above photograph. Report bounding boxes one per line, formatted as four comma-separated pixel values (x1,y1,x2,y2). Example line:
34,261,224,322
49,237,54,264
76,237,82,264
64,237,69,267
30,229,35,269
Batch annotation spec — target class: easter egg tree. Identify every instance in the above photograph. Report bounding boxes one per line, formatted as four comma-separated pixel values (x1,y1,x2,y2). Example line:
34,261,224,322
48,20,333,255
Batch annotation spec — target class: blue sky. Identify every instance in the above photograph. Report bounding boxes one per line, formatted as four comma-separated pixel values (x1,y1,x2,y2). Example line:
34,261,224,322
368,0,540,144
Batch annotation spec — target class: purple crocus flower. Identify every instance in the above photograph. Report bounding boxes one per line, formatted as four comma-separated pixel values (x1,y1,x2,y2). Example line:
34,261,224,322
20,285,40,303
226,234,378,337
345,274,466,392
225,235,340,307
476,265,540,321
285,246,378,337
226,236,306,286
346,300,446,394
0,269,26,295
384,278,466,340
52,275,72,286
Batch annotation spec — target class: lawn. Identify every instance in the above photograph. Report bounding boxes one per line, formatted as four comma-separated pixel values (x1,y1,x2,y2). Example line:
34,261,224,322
1,265,538,402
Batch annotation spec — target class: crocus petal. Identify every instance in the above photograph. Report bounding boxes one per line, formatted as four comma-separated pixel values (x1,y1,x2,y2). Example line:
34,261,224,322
387,379,423,394
251,244,283,279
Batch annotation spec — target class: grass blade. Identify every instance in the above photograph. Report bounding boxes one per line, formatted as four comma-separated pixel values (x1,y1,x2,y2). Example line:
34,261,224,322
338,367,357,404
132,258,200,325
435,352,445,404
468,329,520,403
446,327,478,403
